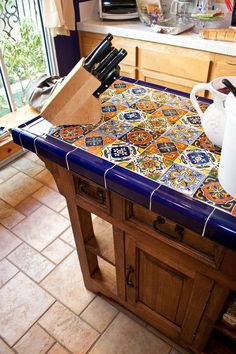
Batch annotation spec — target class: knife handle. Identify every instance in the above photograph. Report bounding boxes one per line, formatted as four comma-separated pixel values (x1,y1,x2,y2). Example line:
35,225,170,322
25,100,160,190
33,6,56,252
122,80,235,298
93,66,120,98
83,33,113,72
92,48,118,76
97,49,127,81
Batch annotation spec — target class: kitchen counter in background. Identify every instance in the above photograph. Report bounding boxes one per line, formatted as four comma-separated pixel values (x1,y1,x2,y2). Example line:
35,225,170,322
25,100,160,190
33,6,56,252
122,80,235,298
77,18,236,56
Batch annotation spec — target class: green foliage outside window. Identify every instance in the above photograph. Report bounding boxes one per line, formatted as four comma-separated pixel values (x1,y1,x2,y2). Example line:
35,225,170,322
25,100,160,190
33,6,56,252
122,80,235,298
0,16,46,109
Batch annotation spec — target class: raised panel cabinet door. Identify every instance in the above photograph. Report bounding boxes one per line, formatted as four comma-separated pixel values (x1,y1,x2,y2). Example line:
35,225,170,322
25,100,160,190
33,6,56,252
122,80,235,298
125,234,214,345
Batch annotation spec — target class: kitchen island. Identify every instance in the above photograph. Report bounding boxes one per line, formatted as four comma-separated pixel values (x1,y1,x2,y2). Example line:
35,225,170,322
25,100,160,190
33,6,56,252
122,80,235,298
12,78,236,353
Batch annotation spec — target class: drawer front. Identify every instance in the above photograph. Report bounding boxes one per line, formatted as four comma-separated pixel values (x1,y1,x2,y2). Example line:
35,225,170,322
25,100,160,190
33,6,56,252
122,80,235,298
73,175,110,211
126,202,223,267
138,43,211,82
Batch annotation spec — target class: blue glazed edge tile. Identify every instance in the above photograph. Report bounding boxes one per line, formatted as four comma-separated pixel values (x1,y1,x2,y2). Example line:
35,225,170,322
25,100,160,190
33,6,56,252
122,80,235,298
18,115,42,129
106,165,159,209
12,127,39,153
136,79,167,92
204,209,236,250
119,76,137,84
151,185,214,234
12,127,23,147
67,149,114,187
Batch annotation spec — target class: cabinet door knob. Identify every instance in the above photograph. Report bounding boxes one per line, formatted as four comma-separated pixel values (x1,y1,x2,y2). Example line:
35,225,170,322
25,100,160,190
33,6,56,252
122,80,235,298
78,180,88,193
96,188,105,204
153,218,184,241
126,265,135,288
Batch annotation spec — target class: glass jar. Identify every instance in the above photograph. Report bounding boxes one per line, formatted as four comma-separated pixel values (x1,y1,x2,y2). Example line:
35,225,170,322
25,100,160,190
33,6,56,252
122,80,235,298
136,0,172,25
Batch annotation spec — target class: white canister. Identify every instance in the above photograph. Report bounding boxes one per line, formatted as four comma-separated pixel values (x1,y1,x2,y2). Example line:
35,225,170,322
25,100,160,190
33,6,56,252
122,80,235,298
218,92,236,198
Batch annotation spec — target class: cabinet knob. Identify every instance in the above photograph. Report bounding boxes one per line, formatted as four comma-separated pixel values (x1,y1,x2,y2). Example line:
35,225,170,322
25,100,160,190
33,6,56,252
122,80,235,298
96,188,105,204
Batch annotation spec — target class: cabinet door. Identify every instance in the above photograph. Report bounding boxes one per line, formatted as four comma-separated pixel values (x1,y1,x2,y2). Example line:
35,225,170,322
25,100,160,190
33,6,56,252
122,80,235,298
125,234,214,345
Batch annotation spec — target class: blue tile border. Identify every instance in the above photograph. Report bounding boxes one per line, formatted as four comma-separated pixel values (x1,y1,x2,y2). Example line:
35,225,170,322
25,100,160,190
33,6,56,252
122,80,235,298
204,209,236,250
151,185,214,235
106,165,159,210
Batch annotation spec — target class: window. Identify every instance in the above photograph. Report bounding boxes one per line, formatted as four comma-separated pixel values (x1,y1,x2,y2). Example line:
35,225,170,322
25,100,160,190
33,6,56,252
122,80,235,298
0,0,58,117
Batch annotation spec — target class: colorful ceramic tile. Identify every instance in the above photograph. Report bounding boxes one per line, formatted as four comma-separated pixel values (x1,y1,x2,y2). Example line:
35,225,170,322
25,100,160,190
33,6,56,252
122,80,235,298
96,119,133,139
159,163,206,196
117,109,147,125
132,99,161,114
141,112,170,135
125,153,172,181
164,124,202,145
151,91,171,105
109,80,131,94
192,132,221,154
193,176,236,216
73,131,116,156
156,105,190,125
119,127,159,149
178,114,203,130
102,142,141,163
50,125,85,144
100,89,114,103
127,86,151,98
176,147,220,174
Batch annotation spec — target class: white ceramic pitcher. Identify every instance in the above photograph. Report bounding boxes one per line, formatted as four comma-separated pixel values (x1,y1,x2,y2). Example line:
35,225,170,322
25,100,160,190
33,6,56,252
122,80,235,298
190,76,236,147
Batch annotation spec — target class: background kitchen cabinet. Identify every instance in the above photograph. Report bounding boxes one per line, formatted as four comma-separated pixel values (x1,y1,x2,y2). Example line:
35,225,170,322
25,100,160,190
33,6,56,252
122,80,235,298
79,31,235,95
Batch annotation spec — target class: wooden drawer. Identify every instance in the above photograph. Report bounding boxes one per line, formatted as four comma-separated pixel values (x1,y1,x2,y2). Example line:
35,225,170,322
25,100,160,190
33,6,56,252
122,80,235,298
126,202,224,268
0,137,22,161
138,42,211,82
79,32,136,67
73,175,110,212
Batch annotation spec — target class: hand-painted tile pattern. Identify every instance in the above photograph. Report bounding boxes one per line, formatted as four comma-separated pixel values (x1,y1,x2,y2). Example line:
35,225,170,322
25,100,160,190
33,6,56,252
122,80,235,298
47,79,236,218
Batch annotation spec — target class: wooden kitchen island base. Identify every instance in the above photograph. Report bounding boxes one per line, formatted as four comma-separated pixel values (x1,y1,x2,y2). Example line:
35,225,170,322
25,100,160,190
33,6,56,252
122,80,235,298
43,157,236,354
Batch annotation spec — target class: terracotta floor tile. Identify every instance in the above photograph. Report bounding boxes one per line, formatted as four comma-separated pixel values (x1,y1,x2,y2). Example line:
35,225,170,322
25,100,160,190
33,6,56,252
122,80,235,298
59,227,75,247
81,296,118,333
39,302,99,354
0,272,54,346
0,225,22,260
0,165,18,181
12,205,70,251
41,251,95,314
0,200,25,229
60,206,70,219
89,313,171,354
15,196,42,216
0,172,42,207
12,157,45,177
35,169,58,191
33,186,67,212
47,343,70,354
42,239,73,264
0,259,18,287
14,324,55,354
0,338,15,354
24,151,45,166
8,243,55,282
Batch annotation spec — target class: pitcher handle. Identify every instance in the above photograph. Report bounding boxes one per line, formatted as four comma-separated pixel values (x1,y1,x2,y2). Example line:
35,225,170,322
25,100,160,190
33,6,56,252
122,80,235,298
190,83,212,119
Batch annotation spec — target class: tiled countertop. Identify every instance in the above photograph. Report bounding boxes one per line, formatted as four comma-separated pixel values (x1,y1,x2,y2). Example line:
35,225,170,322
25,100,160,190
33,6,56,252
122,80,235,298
77,19,236,56
12,78,236,250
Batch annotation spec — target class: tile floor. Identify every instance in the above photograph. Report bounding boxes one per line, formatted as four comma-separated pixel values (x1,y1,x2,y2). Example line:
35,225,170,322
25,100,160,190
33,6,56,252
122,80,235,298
0,151,190,354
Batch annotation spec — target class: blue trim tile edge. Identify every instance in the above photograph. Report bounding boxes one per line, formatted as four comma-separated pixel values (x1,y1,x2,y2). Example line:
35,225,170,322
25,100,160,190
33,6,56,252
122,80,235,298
106,165,159,209
204,209,236,250
67,148,114,187
12,127,38,153
151,185,214,235
18,115,42,129
119,76,137,84
35,136,76,169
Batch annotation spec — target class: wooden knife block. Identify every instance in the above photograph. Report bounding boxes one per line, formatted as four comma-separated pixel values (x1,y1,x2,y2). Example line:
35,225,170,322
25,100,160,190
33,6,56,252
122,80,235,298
41,58,102,126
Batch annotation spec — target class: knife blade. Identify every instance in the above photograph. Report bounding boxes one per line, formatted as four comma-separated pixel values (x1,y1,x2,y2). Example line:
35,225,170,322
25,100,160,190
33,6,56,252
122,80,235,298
92,48,118,76
83,33,113,73
96,49,127,82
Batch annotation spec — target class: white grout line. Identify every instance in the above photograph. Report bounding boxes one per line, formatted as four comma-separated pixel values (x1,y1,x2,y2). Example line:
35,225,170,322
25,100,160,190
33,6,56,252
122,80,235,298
202,208,215,237
18,132,23,148
104,164,116,189
149,185,161,211
33,136,40,155
65,147,79,170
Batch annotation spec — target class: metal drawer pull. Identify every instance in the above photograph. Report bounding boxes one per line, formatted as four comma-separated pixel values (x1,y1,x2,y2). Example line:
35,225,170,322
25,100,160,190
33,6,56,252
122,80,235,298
96,188,105,204
78,180,89,193
126,265,135,288
153,217,184,241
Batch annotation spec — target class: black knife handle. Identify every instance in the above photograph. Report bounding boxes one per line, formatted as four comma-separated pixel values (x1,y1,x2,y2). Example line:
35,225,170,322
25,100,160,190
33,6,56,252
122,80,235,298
93,66,120,98
92,48,118,76
83,33,113,72
97,49,127,81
